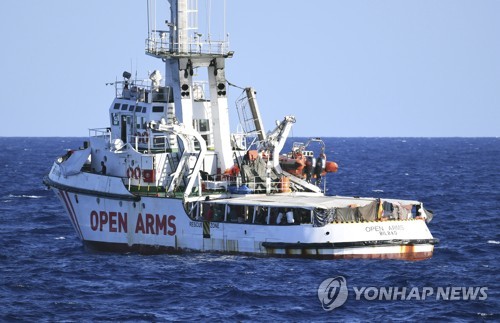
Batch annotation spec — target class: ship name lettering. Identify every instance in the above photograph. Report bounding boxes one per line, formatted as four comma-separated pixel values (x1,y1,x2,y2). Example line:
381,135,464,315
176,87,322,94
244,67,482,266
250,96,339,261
135,213,176,236
388,224,404,231
365,224,405,234
90,210,127,233
365,225,384,233
90,211,176,236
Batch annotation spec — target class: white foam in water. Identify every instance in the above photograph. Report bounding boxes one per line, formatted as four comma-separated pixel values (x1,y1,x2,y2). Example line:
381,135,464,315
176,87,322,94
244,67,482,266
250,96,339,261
372,189,384,192
487,240,499,244
478,313,494,317
55,237,66,240
8,194,43,199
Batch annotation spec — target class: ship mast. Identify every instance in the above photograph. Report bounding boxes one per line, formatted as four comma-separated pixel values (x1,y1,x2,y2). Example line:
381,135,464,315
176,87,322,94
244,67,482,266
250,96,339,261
146,0,234,171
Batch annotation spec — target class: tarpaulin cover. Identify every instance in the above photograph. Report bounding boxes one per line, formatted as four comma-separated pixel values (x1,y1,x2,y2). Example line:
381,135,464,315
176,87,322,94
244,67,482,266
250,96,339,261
59,148,91,176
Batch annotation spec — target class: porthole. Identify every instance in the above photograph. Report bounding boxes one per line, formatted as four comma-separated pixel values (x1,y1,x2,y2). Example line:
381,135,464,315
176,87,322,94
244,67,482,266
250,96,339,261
96,197,100,204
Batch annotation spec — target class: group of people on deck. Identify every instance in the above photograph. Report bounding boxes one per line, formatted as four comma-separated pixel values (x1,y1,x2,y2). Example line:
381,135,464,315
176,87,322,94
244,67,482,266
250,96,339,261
190,201,310,225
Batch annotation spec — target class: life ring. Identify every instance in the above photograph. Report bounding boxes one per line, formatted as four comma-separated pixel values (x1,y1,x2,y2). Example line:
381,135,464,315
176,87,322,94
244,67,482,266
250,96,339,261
126,167,134,178
134,167,141,179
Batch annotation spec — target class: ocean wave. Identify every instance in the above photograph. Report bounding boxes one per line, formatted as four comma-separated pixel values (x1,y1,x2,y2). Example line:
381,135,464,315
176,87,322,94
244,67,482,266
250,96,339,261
6,194,43,199
1,137,499,321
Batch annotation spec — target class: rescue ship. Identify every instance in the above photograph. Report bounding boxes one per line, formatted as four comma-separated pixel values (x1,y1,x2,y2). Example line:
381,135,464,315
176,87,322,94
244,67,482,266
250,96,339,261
44,0,437,260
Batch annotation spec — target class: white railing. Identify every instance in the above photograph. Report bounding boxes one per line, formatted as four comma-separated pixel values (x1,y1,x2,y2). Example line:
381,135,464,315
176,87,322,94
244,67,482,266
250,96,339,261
146,36,229,56
128,134,175,154
89,128,111,142
113,79,151,100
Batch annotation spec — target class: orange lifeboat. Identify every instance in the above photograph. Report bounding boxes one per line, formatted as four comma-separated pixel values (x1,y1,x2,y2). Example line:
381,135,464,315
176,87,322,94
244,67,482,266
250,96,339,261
279,139,338,180
279,151,306,176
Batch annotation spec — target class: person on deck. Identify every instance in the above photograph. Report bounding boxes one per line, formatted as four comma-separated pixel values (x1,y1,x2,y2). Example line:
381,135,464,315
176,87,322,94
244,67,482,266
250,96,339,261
276,208,285,224
204,205,214,221
314,154,324,186
286,209,295,224
305,157,313,182
100,161,107,175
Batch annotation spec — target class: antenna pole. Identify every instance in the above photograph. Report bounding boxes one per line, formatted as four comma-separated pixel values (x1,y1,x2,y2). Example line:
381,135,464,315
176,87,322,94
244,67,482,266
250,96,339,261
147,0,150,36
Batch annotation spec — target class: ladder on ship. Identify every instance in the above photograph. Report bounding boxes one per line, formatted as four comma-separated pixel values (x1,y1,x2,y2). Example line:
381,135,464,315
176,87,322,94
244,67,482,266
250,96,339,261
156,132,180,188
167,152,198,194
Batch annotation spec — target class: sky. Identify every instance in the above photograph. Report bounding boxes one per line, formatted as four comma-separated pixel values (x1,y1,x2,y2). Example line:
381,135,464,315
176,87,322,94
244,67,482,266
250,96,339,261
0,0,499,137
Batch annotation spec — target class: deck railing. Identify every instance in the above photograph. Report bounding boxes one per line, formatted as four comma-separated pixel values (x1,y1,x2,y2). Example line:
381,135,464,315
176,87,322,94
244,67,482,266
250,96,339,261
145,34,230,57
89,128,112,147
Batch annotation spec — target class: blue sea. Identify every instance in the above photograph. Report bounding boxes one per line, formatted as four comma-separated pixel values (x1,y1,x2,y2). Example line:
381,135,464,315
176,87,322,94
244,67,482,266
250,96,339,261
1,137,499,321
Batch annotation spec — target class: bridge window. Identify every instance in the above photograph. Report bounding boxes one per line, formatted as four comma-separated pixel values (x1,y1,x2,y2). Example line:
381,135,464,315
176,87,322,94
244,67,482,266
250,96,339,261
113,103,120,110
121,104,128,111
153,106,164,113
198,119,210,132
135,106,142,113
